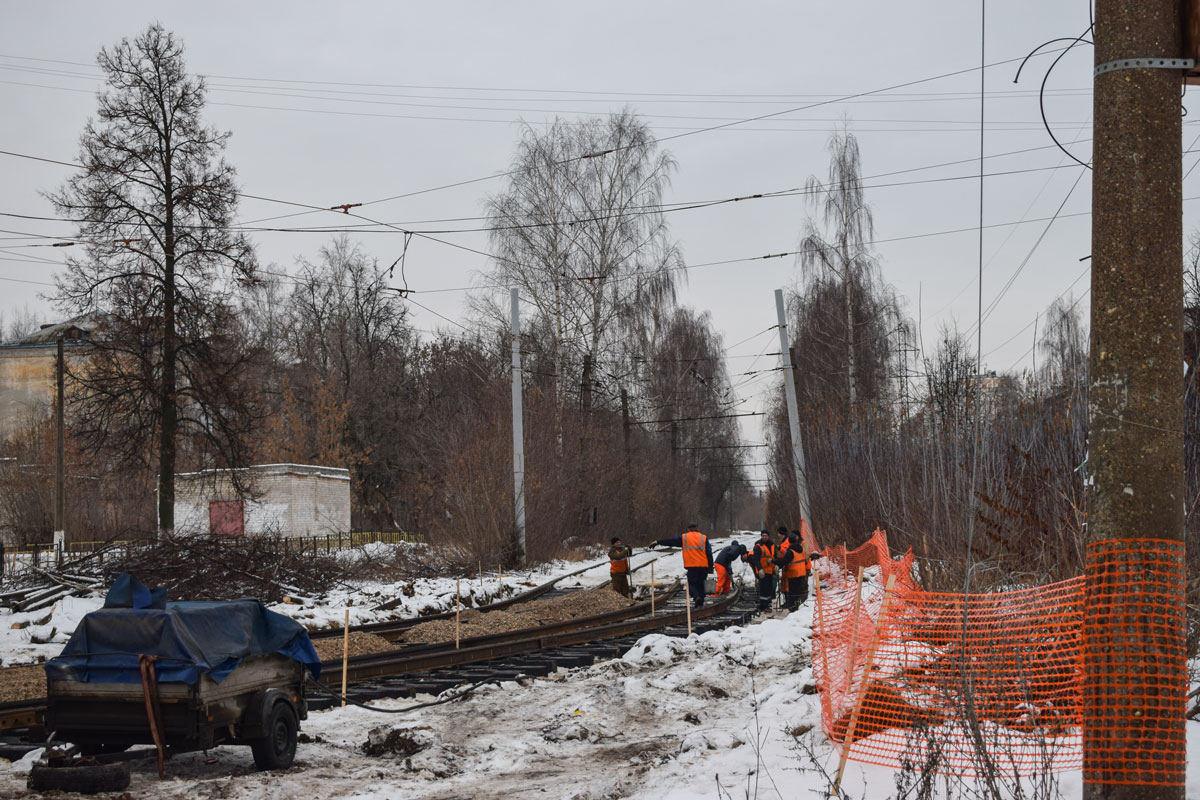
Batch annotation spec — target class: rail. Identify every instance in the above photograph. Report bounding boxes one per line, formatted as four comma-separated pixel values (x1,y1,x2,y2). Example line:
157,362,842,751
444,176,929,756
325,580,740,685
0,579,748,733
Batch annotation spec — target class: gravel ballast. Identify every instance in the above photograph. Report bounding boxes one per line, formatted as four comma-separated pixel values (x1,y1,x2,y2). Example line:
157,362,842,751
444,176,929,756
312,632,397,662
0,664,45,703
400,585,634,644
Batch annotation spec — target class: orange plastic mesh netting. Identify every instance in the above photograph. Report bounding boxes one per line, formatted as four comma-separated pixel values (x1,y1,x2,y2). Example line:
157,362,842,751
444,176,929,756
809,527,1087,774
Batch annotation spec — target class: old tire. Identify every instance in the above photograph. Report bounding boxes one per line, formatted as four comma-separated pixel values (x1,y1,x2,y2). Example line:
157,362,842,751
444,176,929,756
27,762,130,794
250,701,297,771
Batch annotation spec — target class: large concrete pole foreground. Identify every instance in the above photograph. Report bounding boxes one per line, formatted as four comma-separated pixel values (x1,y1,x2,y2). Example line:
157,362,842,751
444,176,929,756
1086,1,1186,795
53,335,65,560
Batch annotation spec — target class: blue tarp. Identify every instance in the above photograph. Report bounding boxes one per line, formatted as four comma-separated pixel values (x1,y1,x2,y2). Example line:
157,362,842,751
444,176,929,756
103,573,167,610
45,590,322,685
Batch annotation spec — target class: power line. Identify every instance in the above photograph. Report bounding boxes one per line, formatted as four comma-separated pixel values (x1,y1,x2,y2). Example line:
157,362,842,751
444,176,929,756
980,263,1090,359
360,43,1089,207
0,52,1094,101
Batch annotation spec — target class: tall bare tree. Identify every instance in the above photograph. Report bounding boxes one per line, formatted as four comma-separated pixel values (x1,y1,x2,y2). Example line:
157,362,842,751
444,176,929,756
1037,295,1087,394
278,236,415,528
799,126,882,408
484,111,682,422
49,25,256,536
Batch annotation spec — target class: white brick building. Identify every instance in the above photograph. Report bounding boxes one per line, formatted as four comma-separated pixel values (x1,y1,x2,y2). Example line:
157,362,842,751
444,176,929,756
172,464,350,538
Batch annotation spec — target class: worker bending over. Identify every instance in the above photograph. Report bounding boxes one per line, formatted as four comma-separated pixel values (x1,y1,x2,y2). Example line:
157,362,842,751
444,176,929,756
654,524,713,609
746,529,777,611
774,530,821,611
608,537,632,598
713,540,747,595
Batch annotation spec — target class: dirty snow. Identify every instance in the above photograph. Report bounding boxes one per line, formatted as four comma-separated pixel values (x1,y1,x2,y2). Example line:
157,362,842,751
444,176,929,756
0,535,755,668
10,534,1198,797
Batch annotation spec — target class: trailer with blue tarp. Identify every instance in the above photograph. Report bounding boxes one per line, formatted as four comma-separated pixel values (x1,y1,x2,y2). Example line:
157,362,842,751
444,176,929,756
41,575,321,775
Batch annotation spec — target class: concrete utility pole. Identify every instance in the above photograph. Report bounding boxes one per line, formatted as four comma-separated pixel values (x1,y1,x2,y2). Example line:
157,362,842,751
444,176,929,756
510,289,527,565
1086,2,1187,796
53,334,65,562
775,289,811,523
581,353,593,412
620,388,636,537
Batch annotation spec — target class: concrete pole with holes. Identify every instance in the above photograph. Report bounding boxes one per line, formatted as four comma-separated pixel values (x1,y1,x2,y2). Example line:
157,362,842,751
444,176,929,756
511,288,527,565
774,289,811,524
1086,2,1186,797
53,334,65,563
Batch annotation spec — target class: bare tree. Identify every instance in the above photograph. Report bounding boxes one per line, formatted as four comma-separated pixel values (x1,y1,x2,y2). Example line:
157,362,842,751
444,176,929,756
3,305,43,343
278,236,416,529
924,324,976,427
483,111,682,424
48,24,256,536
799,126,884,408
1037,296,1087,395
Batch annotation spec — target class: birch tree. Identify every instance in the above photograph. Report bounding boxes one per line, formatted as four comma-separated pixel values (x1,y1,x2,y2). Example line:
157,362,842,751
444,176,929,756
484,111,682,419
799,127,882,408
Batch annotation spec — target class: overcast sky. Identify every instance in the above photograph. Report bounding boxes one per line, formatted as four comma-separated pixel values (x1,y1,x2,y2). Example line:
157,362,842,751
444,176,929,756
1,1,1193,464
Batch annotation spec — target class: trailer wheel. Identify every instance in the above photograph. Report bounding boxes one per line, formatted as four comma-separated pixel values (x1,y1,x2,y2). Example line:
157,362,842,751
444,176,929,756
250,701,297,771
27,762,130,794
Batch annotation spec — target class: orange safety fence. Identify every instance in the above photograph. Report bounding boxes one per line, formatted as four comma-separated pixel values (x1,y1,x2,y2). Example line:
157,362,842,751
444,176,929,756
809,527,1088,774
1082,538,1186,787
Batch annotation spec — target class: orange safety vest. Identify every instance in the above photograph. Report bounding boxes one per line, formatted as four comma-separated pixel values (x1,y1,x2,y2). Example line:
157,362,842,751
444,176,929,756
783,541,809,578
610,550,629,574
681,530,709,568
756,543,775,574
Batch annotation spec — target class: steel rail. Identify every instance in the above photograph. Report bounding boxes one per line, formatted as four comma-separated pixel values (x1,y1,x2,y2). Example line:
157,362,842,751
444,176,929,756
312,554,658,640
0,556,696,732
329,581,684,673
327,582,743,685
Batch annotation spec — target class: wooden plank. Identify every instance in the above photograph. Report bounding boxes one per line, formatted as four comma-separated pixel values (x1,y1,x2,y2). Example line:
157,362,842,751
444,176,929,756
843,566,866,696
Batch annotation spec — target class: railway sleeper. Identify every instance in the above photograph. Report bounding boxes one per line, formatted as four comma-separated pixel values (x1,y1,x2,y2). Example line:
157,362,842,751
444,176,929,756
542,651,594,668
491,660,554,677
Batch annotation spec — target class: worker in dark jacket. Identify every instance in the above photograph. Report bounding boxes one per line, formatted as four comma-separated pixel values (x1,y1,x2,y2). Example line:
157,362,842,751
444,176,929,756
746,529,777,611
608,538,632,598
654,524,713,609
774,531,821,611
713,540,747,595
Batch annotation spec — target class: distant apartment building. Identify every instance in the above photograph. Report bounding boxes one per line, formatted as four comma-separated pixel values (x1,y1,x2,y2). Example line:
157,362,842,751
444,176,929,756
0,316,97,441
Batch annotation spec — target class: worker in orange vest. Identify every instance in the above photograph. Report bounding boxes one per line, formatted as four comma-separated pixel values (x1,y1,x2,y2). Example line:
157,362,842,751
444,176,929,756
608,537,632,598
745,529,777,611
775,530,821,611
654,524,713,609
713,540,747,596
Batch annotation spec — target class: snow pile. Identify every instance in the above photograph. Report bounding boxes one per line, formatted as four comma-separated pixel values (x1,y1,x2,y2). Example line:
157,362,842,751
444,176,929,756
0,543,633,667
0,593,104,666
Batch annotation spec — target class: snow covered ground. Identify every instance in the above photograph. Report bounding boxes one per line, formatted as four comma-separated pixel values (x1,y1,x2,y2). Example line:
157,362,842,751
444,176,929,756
0,535,757,668
4,535,1200,798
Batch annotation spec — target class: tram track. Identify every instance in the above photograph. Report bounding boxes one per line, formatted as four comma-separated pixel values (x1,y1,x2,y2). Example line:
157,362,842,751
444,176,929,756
0,556,755,733
316,580,755,707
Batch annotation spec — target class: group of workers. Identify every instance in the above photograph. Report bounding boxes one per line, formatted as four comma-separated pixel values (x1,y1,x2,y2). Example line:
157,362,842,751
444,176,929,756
607,525,819,613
